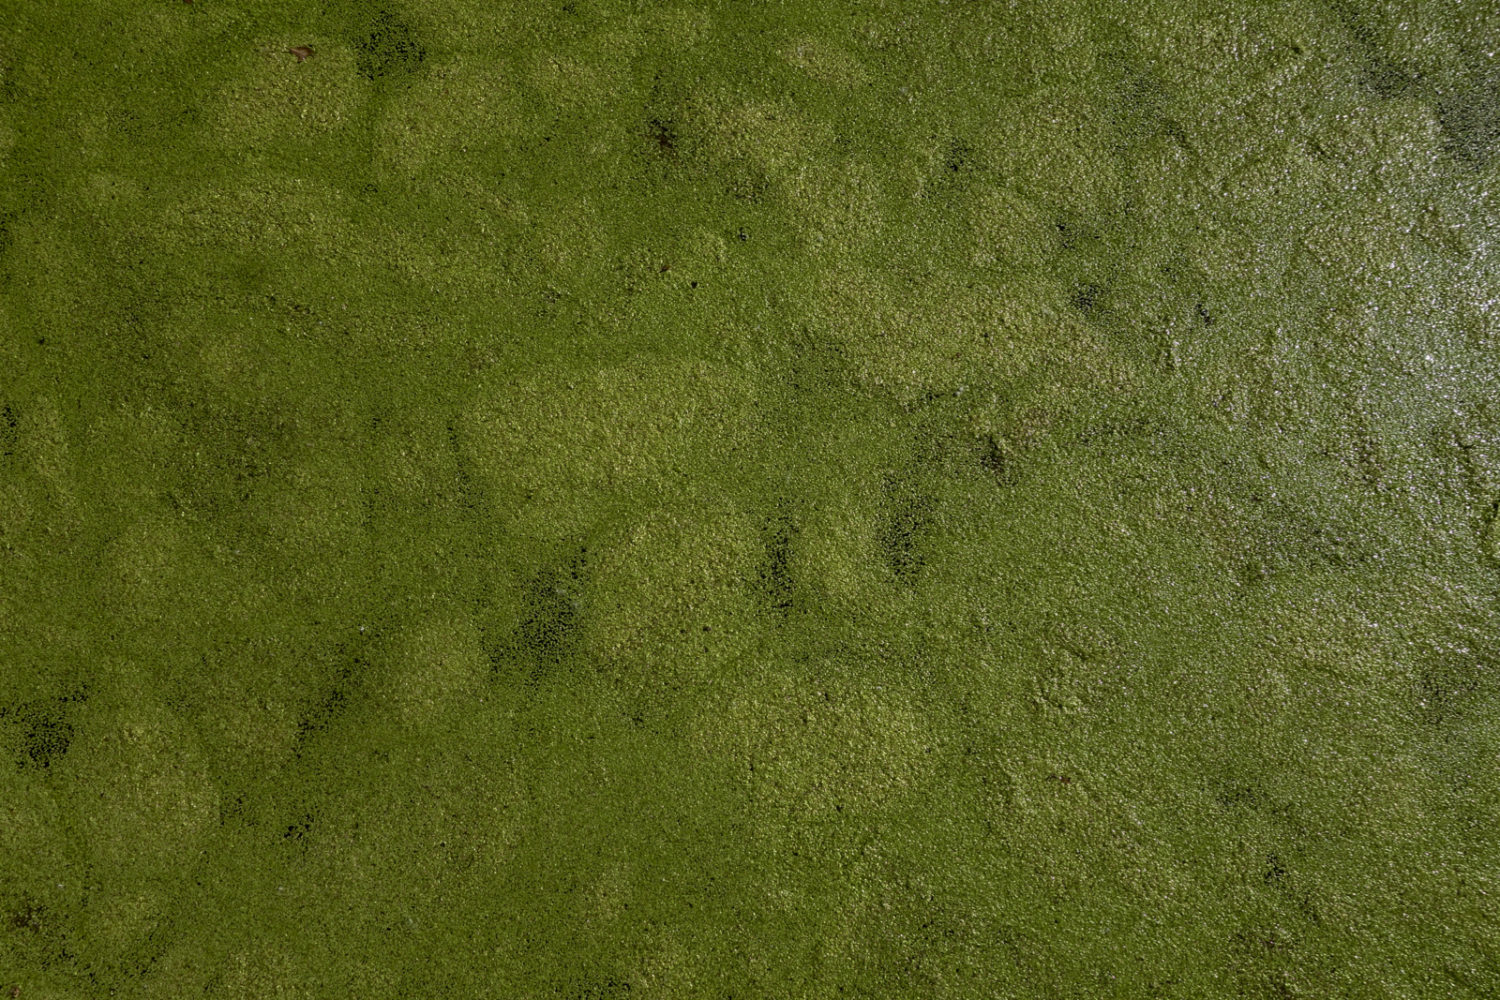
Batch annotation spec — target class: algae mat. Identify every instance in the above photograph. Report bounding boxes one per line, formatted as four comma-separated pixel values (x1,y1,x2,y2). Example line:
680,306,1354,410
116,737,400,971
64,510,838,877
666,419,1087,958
2,1,1499,997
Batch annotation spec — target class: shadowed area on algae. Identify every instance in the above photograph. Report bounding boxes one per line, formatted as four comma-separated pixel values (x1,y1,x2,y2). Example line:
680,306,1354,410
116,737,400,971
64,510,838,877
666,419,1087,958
2,0,1499,997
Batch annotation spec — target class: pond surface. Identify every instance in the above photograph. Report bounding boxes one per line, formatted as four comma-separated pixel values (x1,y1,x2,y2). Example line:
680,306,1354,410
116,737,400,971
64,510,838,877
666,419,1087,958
1,1,1497,997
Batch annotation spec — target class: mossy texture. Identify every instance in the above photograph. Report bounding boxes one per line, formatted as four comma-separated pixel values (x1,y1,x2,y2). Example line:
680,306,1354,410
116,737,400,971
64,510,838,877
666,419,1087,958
3,1,1500,997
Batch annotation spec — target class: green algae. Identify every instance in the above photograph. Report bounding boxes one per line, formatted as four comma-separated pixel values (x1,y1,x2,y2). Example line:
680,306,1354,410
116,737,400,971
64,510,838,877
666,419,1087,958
2,1,1500,997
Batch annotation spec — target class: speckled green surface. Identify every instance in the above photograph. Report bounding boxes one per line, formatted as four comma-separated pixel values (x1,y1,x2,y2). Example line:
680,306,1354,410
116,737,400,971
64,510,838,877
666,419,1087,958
2,1,1499,997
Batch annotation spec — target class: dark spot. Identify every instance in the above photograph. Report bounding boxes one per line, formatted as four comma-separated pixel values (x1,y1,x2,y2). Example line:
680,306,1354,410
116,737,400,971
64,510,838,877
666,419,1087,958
0,404,17,457
1216,784,1263,811
517,571,581,671
293,684,349,751
1072,283,1101,315
486,555,589,683
283,812,314,845
354,8,425,81
1195,301,1214,326
220,792,246,826
756,510,798,615
935,137,978,192
290,640,366,754
1264,854,1287,884
1414,655,1485,726
1323,0,1418,100
646,117,678,157
19,714,71,769
1438,71,1500,167
1099,48,1172,146
878,473,930,586
1359,56,1414,99
7,896,44,933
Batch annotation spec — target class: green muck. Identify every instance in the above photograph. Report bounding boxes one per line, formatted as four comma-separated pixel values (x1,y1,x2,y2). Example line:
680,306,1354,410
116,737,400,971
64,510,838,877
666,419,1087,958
2,1,1498,996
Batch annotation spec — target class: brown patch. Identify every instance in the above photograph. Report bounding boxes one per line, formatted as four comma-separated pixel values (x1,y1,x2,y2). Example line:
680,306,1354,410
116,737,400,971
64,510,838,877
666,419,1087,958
9,899,43,932
1047,773,1072,785
289,46,314,63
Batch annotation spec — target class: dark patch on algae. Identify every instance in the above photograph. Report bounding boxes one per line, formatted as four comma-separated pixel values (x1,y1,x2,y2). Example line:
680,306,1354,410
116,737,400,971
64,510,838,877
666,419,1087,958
352,8,425,82
2,1,1500,998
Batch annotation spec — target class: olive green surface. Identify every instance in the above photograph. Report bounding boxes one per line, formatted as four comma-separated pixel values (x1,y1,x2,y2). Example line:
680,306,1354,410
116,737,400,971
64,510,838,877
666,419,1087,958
2,1,1499,997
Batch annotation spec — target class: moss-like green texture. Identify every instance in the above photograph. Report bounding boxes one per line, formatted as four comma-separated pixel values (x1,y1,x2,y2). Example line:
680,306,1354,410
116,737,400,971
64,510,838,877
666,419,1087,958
3,1,1500,997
